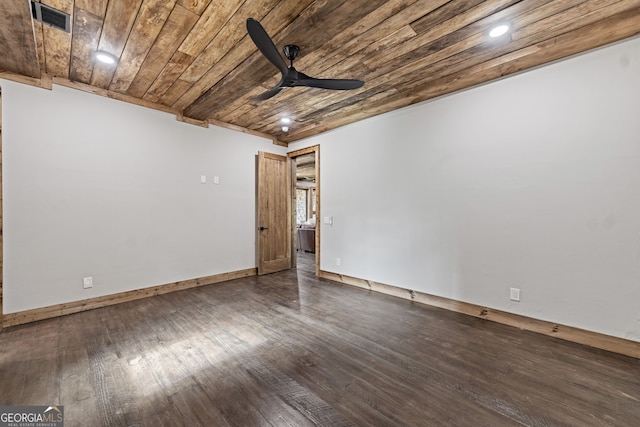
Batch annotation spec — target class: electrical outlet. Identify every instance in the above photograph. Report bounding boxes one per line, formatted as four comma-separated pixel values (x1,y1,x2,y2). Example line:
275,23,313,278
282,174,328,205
336,258,341,266
83,277,93,289
510,287,520,302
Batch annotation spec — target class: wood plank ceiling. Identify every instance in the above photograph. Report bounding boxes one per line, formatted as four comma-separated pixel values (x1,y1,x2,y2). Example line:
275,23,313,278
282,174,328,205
1,0,640,144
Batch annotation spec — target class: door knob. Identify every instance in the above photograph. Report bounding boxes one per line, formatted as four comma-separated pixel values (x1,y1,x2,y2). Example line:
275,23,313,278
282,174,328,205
259,226,269,231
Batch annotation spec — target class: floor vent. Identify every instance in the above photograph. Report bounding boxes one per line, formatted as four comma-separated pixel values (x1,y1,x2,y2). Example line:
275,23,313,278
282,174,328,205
31,1,70,33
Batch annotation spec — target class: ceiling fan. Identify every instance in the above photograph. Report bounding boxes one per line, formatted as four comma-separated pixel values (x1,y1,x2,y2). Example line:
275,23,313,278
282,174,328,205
246,18,365,102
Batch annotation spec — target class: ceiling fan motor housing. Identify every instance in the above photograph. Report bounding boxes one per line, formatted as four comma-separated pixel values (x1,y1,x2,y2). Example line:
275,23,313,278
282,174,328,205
283,45,300,61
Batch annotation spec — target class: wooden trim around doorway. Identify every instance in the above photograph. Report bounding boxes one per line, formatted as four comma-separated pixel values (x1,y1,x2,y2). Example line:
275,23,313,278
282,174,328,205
319,270,640,359
288,145,320,276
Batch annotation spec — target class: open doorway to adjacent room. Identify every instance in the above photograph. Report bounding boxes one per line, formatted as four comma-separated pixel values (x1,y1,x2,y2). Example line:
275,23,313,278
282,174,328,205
288,146,319,276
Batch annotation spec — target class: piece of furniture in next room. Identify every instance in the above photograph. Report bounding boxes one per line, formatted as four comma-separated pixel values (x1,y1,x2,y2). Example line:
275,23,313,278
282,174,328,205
297,225,315,253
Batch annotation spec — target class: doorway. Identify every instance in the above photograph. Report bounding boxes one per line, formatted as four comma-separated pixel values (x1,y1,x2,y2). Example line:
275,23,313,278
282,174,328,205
288,146,320,276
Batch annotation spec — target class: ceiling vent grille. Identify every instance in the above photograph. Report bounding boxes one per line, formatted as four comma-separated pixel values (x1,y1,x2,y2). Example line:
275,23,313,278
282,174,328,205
31,1,70,33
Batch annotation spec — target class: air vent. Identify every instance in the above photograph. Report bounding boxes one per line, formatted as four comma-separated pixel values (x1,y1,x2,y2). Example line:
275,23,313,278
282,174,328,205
31,1,70,33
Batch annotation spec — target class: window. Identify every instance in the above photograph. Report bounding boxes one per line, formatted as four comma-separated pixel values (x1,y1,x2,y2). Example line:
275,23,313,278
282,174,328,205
296,189,307,224
309,188,316,218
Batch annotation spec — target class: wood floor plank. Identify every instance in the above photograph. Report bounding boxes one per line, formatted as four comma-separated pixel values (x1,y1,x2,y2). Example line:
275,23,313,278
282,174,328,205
210,287,524,425
289,279,640,421
0,252,638,426
162,318,287,426
259,276,638,424
57,312,100,426
87,334,142,426
15,319,62,406
210,329,353,427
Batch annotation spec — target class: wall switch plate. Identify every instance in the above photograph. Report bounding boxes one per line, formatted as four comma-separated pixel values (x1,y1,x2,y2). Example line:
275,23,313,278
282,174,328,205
83,277,93,289
200,175,207,183
510,287,520,302
213,176,220,184
336,258,341,266
324,216,333,225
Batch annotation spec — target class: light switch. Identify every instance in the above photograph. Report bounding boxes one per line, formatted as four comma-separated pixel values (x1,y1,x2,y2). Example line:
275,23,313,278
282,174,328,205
213,176,220,184
324,216,333,225
200,175,207,184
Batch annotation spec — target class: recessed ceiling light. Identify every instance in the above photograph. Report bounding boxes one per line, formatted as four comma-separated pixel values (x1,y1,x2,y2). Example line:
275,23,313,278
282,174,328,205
95,50,117,65
280,117,292,124
281,126,289,132
489,24,510,38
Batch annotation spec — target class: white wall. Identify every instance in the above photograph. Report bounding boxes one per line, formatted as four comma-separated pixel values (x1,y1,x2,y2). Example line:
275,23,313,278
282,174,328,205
290,36,640,342
2,81,285,313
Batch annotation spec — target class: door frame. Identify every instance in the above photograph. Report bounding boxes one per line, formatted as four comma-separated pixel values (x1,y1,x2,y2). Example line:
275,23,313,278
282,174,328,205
288,145,320,276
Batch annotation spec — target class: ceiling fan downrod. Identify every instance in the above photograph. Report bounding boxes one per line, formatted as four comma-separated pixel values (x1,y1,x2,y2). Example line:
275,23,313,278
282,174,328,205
283,45,300,67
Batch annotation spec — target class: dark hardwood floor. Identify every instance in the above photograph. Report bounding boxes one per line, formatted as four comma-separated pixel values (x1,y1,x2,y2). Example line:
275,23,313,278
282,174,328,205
1,251,638,426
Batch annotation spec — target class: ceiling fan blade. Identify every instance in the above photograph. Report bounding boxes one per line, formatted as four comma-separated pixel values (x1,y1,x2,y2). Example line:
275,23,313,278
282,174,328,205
251,86,283,104
246,20,364,103
246,18,288,77
298,77,364,90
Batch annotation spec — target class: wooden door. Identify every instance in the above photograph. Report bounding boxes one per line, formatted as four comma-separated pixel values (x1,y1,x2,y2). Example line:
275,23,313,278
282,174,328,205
257,151,291,275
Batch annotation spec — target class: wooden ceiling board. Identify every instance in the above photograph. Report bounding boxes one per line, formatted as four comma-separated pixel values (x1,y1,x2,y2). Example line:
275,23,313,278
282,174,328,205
172,0,304,111
289,5,640,142
216,0,523,135
296,152,316,181
69,8,104,83
269,1,640,141
209,10,416,131
177,0,243,57
512,0,633,41
33,20,47,73
0,0,40,78
1,0,639,144
364,1,520,77
238,2,508,133
179,0,338,117
143,51,194,103
126,4,199,98
42,24,72,79
176,0,213,16
108,0,177,93
174,0,307,114
42,0,73,12
209,0,428,127
357,3,541,86
74,0,108,16
40,0,74,79
285,0,428,78
90,0,144,88
176,0,277,86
